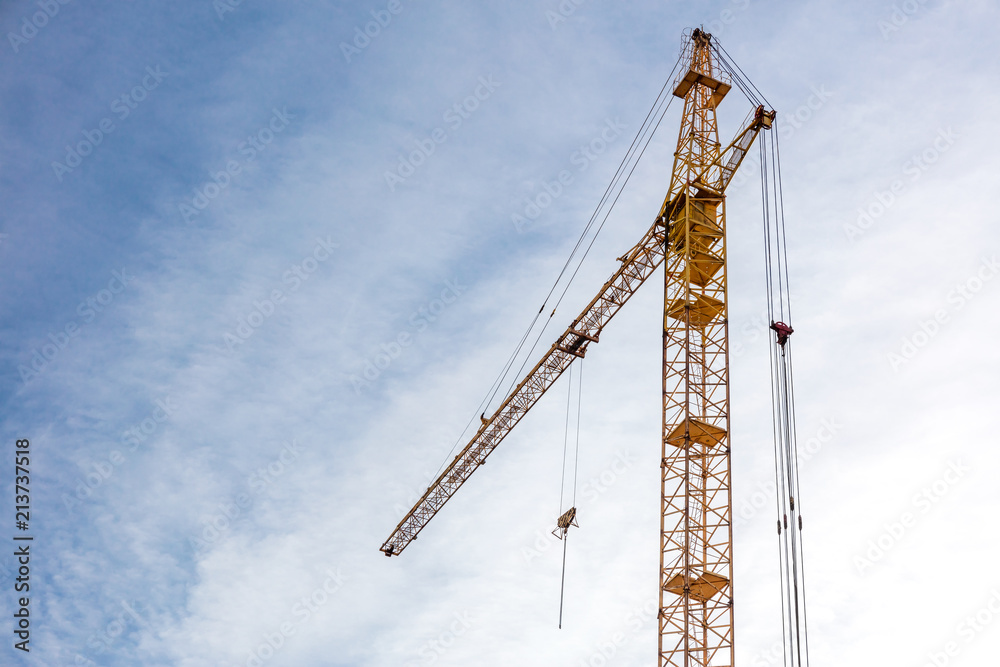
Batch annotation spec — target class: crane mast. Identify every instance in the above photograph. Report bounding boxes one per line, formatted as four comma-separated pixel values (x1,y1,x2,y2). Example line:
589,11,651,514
659,29,735,667
382,28,778,667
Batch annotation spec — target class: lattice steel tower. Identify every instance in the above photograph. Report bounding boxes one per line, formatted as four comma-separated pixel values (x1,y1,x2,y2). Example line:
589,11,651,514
658,28,736,667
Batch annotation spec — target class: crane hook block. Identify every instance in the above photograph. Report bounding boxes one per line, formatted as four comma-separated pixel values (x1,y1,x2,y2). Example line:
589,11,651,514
770,321,794,347
552,507,579,539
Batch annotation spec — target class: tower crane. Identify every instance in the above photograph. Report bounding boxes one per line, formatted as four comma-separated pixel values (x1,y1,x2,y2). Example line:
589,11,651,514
382,28,811,667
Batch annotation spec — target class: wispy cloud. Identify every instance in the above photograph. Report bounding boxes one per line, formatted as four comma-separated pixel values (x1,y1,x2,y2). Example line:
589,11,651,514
1,1,999,665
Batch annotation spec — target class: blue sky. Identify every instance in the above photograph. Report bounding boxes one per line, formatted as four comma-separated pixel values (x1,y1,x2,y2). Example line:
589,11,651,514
2,0,999,665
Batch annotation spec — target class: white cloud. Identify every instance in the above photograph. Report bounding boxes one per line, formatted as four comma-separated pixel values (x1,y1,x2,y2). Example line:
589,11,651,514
2,1,999,665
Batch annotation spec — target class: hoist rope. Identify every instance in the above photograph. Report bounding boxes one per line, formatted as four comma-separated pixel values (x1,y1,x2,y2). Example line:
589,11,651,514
711,41,771,110
558,365,574,515
772,128,800,665
759,115,811,667
572,360,583,507
432,53,685,479
557,359,585,513
501,55,683,402
774,127,812,663
558,530,570,629
556,358,583,629
759,131,790,660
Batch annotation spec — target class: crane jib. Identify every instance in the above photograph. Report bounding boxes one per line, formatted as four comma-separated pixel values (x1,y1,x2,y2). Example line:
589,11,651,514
380,217,669,556
381,103,773,558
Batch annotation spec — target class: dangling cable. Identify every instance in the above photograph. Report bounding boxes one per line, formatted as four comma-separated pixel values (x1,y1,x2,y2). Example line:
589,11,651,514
572,361,583,507
711,41,771,109
760,118,810,667
760,133,791,664
556,365,573,629
775,127,812,665
558,365,574,516
494,54,685,411
555,359,584,629
558,529,570,629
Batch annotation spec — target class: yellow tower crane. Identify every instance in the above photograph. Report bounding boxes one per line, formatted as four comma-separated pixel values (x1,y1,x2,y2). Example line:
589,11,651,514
382,29,809,667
